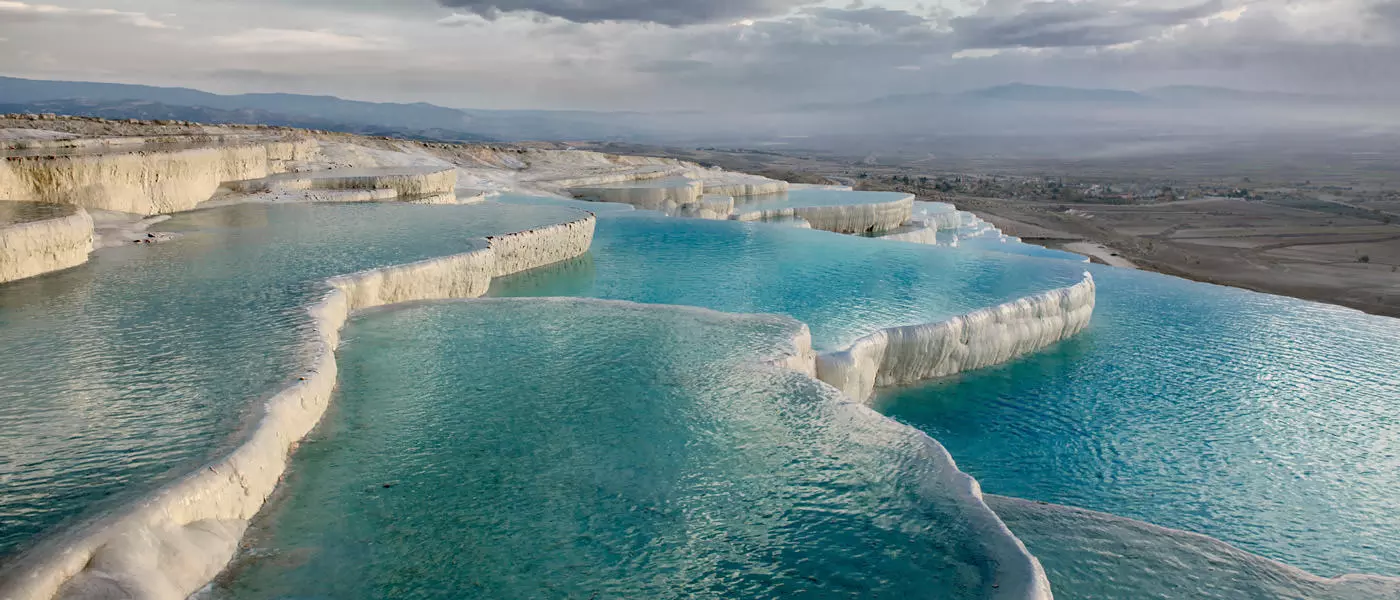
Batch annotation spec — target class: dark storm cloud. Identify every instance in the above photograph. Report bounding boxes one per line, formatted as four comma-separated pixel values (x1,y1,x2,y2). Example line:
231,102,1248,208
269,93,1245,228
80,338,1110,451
434,0,815,25
1372,0,1400,26
952,0,1227,49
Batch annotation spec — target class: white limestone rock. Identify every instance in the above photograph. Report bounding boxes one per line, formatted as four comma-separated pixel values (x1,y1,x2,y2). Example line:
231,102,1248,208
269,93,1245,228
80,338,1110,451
0,206,93,283
817,273,1097,403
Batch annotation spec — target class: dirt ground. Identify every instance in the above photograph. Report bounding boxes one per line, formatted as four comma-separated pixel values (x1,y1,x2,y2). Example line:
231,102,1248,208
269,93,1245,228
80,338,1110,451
946,195,1400,318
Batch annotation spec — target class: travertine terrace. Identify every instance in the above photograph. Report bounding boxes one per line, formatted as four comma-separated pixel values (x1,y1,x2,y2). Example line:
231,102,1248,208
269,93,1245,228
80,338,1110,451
0,117,1093,600
0,202,93,284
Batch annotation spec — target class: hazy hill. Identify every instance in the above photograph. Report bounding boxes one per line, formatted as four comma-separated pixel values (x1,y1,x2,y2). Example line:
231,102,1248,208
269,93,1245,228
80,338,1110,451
0,75,661,141
0,97,499,142
0,76,468,132
962,83,1150,103
3,76,1396,158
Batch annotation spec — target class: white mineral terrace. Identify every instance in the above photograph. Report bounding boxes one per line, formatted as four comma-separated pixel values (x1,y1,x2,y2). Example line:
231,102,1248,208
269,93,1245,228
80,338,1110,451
568,176,706,213
221,166,457,199
0,203,93,284
565,170,791,207
0,136,479,281
816,273,1097,403
731,193,915,234
0,214,598,600
698,172,790,197
0,131,1090,600
0,138,316,215
566,175,922,235
526,165,686,189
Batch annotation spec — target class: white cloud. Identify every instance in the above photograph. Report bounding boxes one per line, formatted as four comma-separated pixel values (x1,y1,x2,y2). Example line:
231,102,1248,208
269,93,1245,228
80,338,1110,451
952,48,1002,59
0,1,174,28
4,0,1400,109
436,12,479,26
210,28,395,53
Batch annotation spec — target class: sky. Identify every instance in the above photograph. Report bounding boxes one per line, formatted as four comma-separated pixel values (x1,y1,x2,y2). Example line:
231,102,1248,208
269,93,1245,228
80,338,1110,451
1,0,1399,111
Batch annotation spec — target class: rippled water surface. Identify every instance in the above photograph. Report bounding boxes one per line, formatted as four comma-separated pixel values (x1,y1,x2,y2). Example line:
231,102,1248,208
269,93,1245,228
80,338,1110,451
878,265,1400,578
214,299,1022,599
0,201,580,558
490,213,1086,350
0,201,75,225
988,496,1400,600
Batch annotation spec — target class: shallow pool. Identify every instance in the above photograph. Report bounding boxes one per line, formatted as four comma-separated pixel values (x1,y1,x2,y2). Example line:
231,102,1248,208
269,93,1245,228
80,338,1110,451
489,213,1087,350
0,201,581,559
211,299,1033,599
733,188,912,213
877,265,1400,578
0,201,76,225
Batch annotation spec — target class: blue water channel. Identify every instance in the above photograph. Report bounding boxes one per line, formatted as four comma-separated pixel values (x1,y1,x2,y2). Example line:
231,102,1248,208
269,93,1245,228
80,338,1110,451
877,265,1400,580
0,201,581,559
212,299,1028,599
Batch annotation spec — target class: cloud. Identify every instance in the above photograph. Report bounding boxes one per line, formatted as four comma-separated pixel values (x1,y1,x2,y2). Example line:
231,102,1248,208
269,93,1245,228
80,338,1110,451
952,0,1233,49
5,0,1400,112
436,12,478,26
0,0,174,29
433,0,815,26
634,58,711,73
211,28,394,53
1372,0,1400,26
801,6,929,31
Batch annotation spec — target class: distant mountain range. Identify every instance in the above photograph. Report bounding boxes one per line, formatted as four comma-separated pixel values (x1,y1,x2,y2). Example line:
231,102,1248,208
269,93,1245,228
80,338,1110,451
0,75,672,142
794,83,1347,111
0,75,1377,146
0,97,500,142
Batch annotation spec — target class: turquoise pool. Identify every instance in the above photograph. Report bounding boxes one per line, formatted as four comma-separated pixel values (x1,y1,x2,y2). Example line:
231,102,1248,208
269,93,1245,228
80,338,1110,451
877,265,1400,580
0,201,581,559
211,299,1035,599
489,213,1087,350
732,188,913,213
4,186,1396,599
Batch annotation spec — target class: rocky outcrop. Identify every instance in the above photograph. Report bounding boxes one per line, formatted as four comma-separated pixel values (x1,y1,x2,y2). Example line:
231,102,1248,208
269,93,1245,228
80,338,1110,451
0,139,315,215
2,133,293,154
0,213,596,600
816,273,1096,403
0,205,93,283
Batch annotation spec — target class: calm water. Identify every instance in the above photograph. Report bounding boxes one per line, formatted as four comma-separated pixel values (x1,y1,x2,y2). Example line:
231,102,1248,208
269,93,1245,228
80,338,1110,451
877,265,1400,578
571,175,697,190
6,185,1395,599
494,192,636,213
0,201,580,559
214,299,1024,599
490,213,1086,350
0,201,76,225
955,235,1090,263
987,496,1400,600
733,189,912,214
